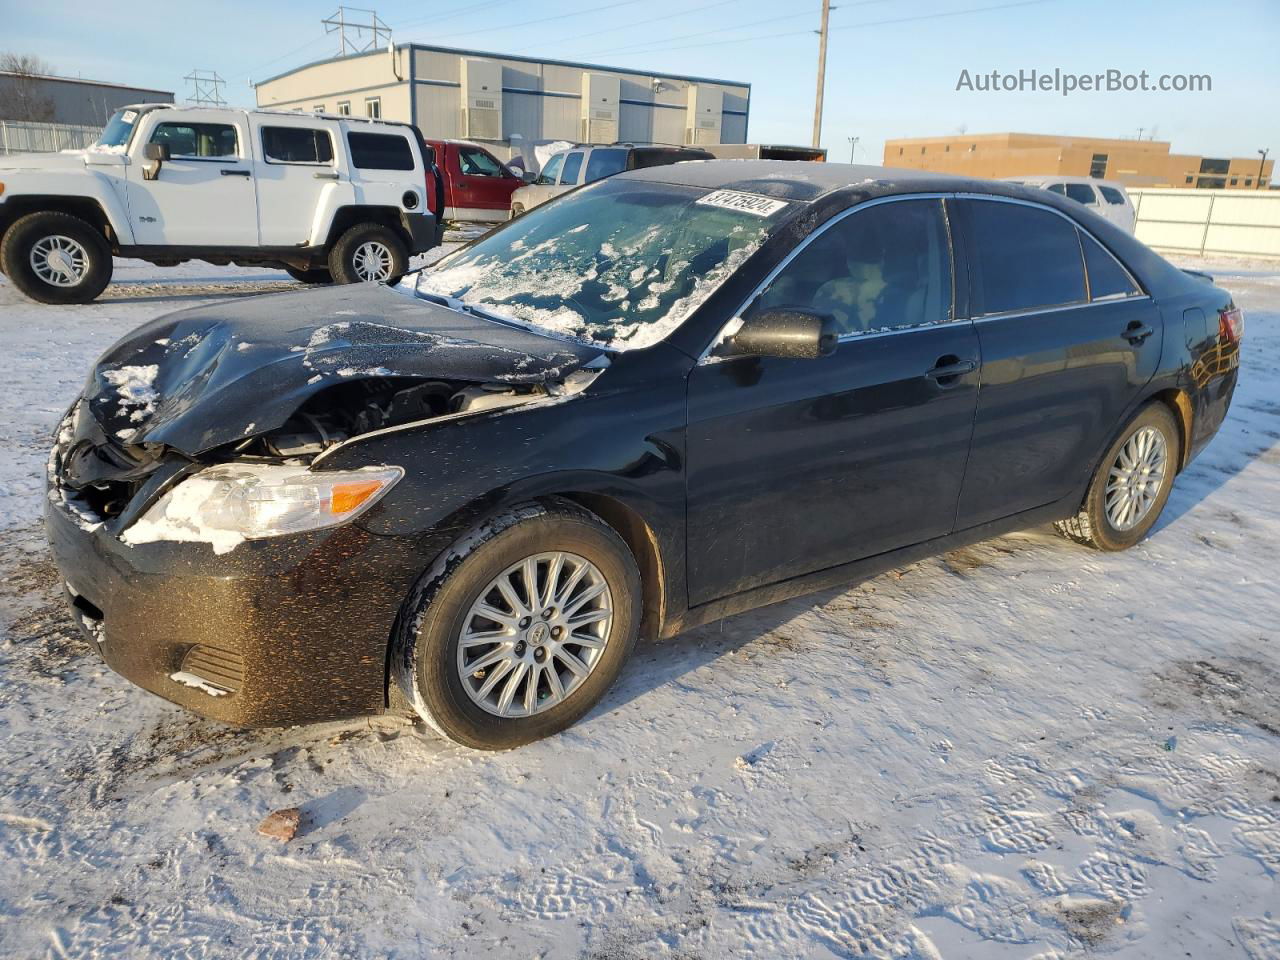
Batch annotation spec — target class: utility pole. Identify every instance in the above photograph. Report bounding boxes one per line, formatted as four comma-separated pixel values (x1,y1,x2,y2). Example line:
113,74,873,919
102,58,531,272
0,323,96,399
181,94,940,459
1136,127,1144,140
323,7,391,57
847,136,859,163
1259,148,1270,189
811,0,831,149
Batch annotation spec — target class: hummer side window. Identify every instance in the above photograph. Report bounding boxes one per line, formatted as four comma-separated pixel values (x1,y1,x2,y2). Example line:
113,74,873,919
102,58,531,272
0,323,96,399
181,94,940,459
149,122,238,160
261,126,334,165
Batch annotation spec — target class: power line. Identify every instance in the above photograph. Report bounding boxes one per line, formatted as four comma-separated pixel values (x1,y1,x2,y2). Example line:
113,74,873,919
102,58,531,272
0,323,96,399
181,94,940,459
538,0,742,49
587,7,821,57
594,0,1059,58
406,0,647,45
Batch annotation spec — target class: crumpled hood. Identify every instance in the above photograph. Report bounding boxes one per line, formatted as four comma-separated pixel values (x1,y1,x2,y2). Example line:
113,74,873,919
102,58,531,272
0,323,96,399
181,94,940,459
85,283,598,455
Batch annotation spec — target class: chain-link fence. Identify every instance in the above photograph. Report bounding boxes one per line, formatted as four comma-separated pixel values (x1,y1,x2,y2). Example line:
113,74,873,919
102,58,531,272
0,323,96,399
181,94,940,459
0,120,103,155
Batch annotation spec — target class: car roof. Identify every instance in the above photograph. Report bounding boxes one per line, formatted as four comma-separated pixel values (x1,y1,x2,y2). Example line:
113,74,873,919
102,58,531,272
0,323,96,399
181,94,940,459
1010,175,1129,190
619,160,1015,203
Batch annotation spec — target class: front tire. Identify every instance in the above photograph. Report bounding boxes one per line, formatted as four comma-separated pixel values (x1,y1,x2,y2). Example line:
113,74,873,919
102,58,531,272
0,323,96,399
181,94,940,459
284,265,332,285
394,501,641,750
0,212,113,304
327,223,408,285
1055,403,1181,551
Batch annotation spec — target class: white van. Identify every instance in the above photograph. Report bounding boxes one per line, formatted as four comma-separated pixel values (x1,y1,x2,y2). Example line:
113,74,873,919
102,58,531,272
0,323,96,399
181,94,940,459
1005,176,1136,233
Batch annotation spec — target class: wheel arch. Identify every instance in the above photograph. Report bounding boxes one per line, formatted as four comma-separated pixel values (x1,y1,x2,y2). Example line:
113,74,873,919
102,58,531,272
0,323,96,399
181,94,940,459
322,205,411,250
1148,387,1194,473
0,196,118,246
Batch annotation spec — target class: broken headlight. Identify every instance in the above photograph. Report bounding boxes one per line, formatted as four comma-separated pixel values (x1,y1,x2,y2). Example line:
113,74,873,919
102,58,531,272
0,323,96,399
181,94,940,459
122,463,403,549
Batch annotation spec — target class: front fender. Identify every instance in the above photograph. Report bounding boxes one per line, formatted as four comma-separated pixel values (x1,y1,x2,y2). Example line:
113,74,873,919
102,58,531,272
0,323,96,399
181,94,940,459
0,163,135,244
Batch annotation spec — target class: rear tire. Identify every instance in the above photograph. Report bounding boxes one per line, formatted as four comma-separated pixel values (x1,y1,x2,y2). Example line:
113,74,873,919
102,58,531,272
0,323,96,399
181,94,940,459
327,223,408,285
284,265,332,285
1,211,113,304
393,501,641,750
1055,403,1181,551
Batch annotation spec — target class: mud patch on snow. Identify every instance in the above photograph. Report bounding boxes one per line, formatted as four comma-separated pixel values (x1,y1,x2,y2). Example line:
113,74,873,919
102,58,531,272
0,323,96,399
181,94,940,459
1053,895,1125,946
1150,657,1280,737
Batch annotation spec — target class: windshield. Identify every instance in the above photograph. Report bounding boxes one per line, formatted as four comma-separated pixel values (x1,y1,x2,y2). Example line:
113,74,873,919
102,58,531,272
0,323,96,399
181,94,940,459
415,179,792,350
92,109,140,153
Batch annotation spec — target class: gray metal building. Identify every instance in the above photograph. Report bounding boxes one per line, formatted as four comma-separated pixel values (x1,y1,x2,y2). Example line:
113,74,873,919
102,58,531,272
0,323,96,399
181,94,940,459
254,44,749,156
0,71,174,126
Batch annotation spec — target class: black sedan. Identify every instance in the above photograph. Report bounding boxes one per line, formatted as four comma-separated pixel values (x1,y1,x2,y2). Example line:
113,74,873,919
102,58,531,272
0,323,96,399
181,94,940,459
45,161,1241,749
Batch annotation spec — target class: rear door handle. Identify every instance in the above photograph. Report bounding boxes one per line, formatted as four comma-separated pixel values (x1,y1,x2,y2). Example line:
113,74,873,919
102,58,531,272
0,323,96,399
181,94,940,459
1123,321,1154,345
926,357,978,382
220,168,251,177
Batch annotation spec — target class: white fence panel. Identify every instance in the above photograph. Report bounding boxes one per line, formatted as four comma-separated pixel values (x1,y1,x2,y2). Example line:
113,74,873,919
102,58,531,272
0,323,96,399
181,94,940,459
1130,188,1280,259
0,121,103,155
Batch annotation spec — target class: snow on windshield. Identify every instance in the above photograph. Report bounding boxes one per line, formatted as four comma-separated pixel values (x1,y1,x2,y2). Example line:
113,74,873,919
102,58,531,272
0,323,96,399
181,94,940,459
415,180,790,350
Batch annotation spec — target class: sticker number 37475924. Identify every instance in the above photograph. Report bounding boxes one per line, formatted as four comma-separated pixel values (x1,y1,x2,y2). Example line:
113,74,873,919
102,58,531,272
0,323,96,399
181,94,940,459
695,190,790,218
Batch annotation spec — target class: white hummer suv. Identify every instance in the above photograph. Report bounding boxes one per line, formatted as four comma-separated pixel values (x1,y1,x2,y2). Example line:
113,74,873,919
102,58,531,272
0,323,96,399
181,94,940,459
0,105,445,303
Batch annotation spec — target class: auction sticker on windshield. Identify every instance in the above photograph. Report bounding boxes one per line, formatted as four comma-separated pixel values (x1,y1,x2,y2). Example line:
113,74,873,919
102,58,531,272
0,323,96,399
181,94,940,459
695,190,789,217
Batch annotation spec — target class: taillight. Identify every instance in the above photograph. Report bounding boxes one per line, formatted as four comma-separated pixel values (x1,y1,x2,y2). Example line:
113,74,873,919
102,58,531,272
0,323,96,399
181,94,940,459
1219,304,1244,343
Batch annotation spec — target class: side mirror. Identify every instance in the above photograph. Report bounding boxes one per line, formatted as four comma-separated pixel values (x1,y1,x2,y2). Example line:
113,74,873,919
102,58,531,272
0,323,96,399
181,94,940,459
521,170,537,183
142,142,170,180
721,308,839,360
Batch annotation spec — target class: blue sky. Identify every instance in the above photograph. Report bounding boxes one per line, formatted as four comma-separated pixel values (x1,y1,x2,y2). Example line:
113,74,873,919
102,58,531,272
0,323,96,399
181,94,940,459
4,0,1277,161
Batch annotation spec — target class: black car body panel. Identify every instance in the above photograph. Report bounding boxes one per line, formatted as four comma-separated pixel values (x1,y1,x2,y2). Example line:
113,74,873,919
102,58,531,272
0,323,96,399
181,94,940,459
44,161,1240,727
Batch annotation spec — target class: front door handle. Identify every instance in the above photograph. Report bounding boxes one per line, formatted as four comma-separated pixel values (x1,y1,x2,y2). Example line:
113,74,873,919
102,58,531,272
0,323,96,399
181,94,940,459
926,357,978,383
220,168,251,177
313,171,340,180
1123,321,1154,345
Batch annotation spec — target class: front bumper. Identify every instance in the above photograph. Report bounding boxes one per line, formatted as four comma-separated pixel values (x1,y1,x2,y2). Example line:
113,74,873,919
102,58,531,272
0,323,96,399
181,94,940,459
44,486,427,727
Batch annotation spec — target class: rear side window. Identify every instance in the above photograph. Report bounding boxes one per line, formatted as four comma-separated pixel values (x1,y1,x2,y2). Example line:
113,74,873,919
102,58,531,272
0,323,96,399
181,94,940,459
559,151,584,185
584,148,628,183
752,198,953,336
150,122,237,159
1080,231,1140,299
347,131,415,170
965,200,1086,315
261,126,333,164
1065,183,1098,205
1098,185,1127,205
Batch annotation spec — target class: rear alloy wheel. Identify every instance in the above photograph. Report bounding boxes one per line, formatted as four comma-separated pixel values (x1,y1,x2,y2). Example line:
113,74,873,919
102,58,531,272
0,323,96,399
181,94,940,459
1,211,113,304
328,223,408,285
1055,403,1181,550
394,501,641,750
284,265,332,285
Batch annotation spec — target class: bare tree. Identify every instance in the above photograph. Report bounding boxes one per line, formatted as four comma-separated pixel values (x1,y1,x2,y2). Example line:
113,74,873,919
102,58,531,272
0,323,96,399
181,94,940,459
0,52,56,122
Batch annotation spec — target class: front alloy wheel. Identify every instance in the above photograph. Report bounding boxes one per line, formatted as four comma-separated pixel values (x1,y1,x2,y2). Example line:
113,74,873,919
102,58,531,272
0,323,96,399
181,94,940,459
394,501,641,750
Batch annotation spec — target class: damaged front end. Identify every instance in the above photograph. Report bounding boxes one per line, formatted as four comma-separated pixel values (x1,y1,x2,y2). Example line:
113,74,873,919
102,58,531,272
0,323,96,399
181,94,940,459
48,283,608,551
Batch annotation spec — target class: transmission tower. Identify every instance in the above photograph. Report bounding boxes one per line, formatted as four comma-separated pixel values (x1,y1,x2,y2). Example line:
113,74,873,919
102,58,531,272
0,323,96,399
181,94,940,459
323,7,391,56
184,69,227,107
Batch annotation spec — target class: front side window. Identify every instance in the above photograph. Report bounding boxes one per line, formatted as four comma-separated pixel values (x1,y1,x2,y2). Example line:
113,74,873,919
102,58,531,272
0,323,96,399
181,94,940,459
416,179,791,350
1098,185,1127,205
1080,231,1139,300
559,151,584,185
965,200,1086,315
346,131,414,170
149,122,238,159
584,148,628,183
261,126,334,164
536,153,564,184
1065,183,1099,206
750,199,952,337
458,146,505,177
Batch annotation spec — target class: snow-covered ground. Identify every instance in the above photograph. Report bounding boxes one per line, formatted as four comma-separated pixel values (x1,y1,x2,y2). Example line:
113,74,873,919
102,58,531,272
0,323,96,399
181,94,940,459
0,251,1277,959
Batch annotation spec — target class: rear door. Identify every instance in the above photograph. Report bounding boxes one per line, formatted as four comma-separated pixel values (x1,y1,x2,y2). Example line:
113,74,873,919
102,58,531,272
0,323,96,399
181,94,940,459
685,197,980,605
952,197,1160,527
250,117,345,246
125,112,258,246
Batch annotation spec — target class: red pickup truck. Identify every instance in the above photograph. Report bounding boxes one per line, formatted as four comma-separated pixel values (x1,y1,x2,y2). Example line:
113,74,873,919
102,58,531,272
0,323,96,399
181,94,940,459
424,139,527,223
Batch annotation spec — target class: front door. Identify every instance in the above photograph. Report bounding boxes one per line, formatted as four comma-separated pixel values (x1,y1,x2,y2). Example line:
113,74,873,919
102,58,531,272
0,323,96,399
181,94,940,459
952,197,1161,527
450,143,522,218
685,197,980,606
125,113,258,247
